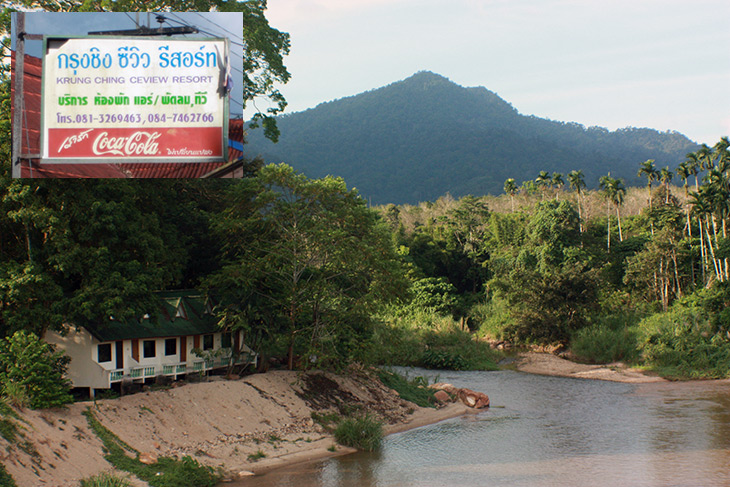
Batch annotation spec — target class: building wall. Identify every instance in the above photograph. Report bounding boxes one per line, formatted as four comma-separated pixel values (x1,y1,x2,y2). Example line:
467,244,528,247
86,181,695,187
45,327,108,389
45,327,249,390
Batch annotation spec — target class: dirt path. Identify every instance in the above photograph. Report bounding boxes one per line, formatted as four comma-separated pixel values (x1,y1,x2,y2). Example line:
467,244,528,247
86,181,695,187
512,352,666,383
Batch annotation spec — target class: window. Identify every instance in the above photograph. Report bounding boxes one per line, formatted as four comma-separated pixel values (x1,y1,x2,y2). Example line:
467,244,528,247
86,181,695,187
98,343,112,363
164,338,177,356
202,334,214,350
143,340,156,358
175,303,187,319
221,332,232,348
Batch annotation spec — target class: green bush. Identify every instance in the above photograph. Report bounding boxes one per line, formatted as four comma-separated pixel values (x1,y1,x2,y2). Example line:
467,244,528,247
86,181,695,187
0,463,16,487
334,415,383,452
376,369,435,408
420,349,467,370
80,471,134,487
0,331,73,409
370,307,501,371
638,307,730,379
570,324,639,364
473,298,512,340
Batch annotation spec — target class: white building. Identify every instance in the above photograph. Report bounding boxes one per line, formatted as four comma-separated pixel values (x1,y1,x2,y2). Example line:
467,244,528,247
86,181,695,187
45,291,257,396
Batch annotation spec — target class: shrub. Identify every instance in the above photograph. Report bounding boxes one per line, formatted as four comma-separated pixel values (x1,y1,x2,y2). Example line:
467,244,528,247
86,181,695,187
334,415,383,452
80,471,134,487
420,349,467,370
0,463,16,487
376,369,435,408
0,331,73,409
570,324,639,364
638,307,730,379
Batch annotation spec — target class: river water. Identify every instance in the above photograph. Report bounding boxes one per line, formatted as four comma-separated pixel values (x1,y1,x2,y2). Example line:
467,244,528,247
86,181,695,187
239,369,730,487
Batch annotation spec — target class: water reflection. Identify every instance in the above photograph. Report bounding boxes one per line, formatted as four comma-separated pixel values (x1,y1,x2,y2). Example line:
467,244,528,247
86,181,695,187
238,371,730,487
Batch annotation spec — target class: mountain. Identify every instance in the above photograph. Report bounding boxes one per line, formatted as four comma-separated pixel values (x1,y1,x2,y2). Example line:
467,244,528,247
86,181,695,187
244,71,699,205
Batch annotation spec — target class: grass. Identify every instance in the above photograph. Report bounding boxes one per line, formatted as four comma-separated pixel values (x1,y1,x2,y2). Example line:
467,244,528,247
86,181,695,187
79,471,134,487
375,369,436,408
333,415,383,452
311,411,341,432
83,408,220,487
247,450,266,462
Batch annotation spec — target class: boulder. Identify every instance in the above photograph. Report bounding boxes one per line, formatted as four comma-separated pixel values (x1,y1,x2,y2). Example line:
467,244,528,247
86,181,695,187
139,451,158,465
429,382,459,395
457,388,490,409
433,390,451,404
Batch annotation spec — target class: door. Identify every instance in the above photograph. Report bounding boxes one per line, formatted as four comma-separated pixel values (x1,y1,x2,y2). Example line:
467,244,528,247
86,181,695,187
115,340,124,369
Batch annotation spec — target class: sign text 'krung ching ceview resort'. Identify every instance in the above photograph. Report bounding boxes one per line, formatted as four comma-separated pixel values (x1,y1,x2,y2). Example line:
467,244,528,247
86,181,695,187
41,36,230,163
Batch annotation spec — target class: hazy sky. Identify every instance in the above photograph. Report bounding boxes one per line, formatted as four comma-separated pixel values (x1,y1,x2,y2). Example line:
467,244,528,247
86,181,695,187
259,0,730,145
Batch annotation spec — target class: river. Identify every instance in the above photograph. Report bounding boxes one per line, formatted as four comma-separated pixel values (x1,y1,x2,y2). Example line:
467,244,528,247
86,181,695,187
238,369,730,486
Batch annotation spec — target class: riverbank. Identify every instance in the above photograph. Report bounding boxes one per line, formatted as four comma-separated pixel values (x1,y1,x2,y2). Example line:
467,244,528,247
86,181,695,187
0,366,471,486
512,351,666,383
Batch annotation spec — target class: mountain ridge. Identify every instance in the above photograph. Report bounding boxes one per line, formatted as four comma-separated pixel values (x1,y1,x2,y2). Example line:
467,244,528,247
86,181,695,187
245,71,698,205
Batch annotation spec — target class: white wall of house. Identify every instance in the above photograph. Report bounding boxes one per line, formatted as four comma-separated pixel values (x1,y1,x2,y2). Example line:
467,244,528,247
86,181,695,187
45,327,108,389
45,327,250,390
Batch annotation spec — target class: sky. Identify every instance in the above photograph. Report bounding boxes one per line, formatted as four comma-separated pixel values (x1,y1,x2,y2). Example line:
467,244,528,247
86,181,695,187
258,0,730,145
13,12,246,115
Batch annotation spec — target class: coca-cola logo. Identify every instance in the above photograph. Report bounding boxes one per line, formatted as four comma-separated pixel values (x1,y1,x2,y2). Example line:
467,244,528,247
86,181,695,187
92,131,161,156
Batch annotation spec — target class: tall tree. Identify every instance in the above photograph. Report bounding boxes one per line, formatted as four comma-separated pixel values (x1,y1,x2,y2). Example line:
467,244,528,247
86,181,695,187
535,171,551,201
637,159,659,209
207,164,406,369
659,166,674,204
599,174,626,249
503,178,517,213
567,170,586,233
551,172,564,200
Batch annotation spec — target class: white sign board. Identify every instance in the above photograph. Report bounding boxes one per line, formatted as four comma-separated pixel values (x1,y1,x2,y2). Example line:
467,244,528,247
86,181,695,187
42,36,229,163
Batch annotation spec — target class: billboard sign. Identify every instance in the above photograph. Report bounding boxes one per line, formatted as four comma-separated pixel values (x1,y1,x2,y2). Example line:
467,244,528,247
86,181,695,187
41,36,229,163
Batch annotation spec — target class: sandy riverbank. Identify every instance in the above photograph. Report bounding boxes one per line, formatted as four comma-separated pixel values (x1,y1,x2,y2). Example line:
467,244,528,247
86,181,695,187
0,367,472,486
512,351,666,383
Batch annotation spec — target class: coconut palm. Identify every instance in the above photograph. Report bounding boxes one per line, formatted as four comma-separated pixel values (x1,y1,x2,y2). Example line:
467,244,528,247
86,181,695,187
535,171,551,201
599,174,626,249
567,170,586,233
637,159,659,208
676,161,693,238
551,172,564,200
504,178,517,213
659,166,673,204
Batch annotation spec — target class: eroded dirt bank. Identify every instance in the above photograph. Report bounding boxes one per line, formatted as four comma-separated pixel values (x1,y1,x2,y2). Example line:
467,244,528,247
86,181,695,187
1,367,469,486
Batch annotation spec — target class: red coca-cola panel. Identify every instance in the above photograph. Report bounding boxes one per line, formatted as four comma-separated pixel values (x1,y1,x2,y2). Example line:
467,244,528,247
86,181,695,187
46,127,223,160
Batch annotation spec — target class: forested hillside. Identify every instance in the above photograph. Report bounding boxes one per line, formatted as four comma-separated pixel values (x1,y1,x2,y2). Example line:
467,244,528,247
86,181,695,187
245,71,698,205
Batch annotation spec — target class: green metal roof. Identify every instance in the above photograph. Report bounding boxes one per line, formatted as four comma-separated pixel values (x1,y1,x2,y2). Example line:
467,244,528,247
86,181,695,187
85,291,219,342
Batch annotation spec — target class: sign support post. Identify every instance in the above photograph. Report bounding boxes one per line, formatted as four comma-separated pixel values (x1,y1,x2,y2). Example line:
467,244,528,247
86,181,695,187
12,12,25,178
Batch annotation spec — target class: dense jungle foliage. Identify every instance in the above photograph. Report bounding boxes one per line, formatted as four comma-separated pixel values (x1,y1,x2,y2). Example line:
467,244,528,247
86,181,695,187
1,138,729,386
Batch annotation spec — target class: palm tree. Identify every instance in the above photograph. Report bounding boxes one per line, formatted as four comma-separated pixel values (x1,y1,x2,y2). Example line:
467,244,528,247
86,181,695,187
567,170,586,233
503,178,517,213
600,174,626,249
676,161,692,238
535,171,551,201
551,172,564,200
684,151,702,191
637,159,659,209
659,166,673,204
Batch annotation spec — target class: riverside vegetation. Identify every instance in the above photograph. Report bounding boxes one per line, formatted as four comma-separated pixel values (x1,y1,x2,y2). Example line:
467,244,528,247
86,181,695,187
2,123,730,481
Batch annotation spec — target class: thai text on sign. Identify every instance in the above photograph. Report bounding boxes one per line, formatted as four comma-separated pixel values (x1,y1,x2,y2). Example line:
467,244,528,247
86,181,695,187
41,37,229,163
